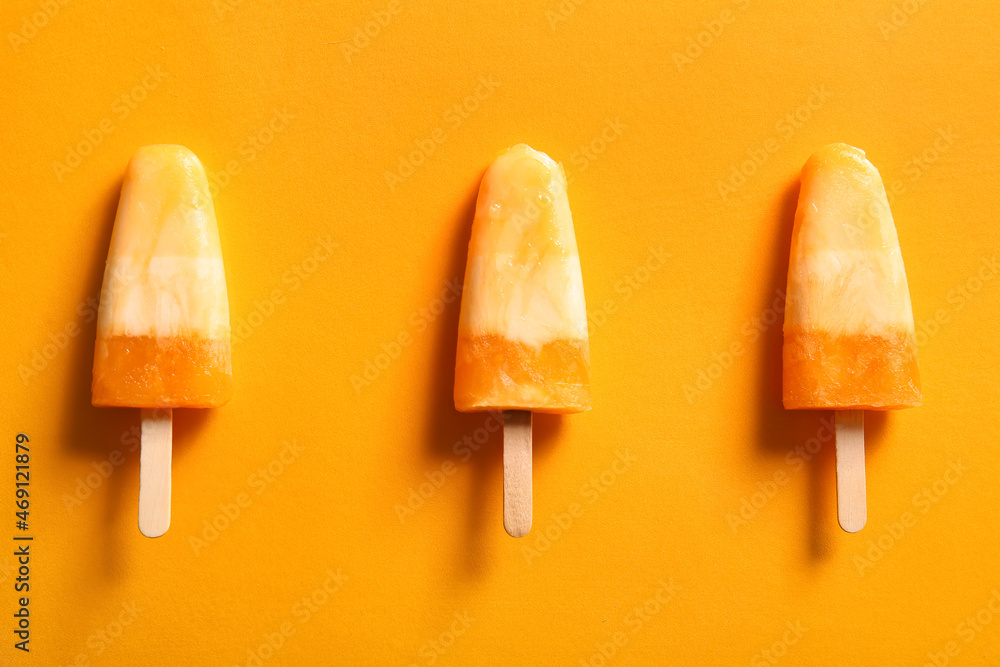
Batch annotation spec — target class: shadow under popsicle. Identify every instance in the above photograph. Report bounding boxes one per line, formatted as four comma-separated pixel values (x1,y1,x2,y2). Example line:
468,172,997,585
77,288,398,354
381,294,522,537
420,177,561,579
56,178,131,581
754,178,889,560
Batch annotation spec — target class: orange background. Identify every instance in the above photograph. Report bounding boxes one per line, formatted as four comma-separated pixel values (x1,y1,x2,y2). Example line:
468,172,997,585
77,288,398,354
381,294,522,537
2,0,1000,664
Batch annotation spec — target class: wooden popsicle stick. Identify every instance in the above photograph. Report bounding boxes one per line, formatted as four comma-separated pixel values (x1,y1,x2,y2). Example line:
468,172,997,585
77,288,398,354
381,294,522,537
503,410,532,538
139,408,172,538
835,410,866,533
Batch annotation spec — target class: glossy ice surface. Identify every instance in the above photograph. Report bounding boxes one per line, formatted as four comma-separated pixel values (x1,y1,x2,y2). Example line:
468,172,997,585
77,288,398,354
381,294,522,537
783,143,920,410
455,144,590,413
92,145,232,408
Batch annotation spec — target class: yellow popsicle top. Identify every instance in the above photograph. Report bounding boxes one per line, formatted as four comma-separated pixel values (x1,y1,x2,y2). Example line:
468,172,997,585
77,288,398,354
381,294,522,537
97,145,229,341
786,143,915,336
458,144,588,346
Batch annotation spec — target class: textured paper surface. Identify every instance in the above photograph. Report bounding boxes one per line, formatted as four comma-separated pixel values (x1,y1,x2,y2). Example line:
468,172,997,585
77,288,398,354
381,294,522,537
2,0,999,664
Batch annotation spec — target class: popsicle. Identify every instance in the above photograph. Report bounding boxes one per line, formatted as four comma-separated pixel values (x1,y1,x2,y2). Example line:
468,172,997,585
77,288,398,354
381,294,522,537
783,143,920,532
92,144,232,538
455,144,591,537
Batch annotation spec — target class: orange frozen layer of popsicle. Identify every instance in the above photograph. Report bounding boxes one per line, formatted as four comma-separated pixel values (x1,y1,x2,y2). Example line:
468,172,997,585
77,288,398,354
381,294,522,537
92,145,232,409
783,143,920,410
455,144,590,414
